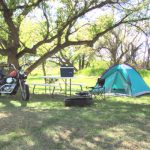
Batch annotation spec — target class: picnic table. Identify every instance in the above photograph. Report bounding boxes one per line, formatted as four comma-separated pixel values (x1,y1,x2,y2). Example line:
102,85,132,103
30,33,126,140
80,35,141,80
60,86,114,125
31,76,84,96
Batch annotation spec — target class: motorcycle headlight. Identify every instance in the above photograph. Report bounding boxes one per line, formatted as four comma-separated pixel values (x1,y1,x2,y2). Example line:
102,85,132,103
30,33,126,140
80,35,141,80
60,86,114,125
6,77,13,84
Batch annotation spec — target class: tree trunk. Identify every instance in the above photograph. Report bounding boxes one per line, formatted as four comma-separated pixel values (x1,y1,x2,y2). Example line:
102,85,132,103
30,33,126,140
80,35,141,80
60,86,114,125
25,43,70,74
78,56,82,70
146,48,150,69
42,61,46,76
7,49,19,68
81,55,85,69
85,62,90,68
42,61,47,83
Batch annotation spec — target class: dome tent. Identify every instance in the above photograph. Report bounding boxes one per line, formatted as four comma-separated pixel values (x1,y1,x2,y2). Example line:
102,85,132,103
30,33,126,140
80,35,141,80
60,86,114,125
92,64,150,97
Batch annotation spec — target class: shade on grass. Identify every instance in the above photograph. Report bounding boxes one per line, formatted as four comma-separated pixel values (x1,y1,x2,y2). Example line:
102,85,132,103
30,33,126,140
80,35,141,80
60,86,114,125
0,94,150,150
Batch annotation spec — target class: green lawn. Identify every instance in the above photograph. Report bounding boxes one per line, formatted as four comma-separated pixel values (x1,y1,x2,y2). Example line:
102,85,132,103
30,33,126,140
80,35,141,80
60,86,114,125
0,93,150,150
0,68,150,150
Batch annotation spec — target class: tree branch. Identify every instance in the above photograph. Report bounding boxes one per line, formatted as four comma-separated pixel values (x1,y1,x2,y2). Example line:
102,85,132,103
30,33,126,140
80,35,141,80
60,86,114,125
18,0,119,60
128,23,149,36
42,6,50,40
16,0,44,25
17,35,58,59
0,0,19,48
0,48,7,55
0,0,44,11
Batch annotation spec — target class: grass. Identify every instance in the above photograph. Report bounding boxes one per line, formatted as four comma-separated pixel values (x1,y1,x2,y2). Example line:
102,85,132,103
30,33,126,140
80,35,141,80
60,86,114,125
0,94,150,150
139,70,150,85
77,61,108,76
0,61,150,149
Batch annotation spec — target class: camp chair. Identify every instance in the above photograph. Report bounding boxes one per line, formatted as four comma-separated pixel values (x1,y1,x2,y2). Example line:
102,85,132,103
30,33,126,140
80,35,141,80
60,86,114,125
89,78,105,100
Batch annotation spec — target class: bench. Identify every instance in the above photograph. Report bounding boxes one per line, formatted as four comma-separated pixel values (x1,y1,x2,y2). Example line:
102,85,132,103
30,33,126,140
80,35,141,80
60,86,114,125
30,83,85,95
31,83,60,95
58,82,85,91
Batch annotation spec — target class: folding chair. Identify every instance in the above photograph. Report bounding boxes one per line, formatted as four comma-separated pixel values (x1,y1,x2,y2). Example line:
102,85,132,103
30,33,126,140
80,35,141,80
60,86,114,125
89,78,105,100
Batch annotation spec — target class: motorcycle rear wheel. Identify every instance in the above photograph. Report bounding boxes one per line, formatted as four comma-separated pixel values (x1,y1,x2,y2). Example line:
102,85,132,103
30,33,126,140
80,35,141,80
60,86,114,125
21,84,30,101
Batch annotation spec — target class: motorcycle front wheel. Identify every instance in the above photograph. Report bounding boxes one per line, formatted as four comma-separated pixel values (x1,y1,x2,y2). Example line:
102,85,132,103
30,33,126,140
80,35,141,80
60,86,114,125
21,84,30,101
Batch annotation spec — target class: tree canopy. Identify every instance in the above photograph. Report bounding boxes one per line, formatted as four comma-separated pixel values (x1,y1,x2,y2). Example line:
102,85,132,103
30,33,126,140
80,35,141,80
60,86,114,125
0,0,149,73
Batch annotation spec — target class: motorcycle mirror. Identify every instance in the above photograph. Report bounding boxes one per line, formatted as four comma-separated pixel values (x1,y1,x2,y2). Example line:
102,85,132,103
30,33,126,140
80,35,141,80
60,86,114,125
8,64,12,67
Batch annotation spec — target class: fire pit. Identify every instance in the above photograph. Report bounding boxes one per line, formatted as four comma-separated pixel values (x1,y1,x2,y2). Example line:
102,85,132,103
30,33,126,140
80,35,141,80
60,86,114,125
64,95,93,107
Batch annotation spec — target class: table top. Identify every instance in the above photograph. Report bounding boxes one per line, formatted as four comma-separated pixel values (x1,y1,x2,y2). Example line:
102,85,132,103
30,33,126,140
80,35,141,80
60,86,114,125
40,76,76,79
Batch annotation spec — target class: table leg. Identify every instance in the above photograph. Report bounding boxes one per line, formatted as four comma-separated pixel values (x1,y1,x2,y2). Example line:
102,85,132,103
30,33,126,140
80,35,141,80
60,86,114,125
65,79,67,96
44,78,47,94
70,78,71,96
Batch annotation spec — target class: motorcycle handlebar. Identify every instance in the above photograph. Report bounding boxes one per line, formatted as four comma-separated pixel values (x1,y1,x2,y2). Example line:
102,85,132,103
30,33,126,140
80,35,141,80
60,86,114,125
9,64,17,70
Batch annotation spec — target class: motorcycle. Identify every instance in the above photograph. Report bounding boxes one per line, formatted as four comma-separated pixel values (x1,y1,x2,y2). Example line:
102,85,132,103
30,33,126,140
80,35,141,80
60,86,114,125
0,64,30,101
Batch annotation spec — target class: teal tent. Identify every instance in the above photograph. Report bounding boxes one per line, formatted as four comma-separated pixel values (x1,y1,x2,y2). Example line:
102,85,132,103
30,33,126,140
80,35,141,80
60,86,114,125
92,64,150,97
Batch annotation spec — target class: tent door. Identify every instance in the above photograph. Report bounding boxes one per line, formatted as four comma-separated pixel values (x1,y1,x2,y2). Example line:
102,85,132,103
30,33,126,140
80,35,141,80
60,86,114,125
111,71,130,94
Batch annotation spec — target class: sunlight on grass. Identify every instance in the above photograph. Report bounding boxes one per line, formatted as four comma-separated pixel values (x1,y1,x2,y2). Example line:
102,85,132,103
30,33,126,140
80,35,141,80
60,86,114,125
105,128,125,139
0,129,36,150
0,130,25,142
23,136,35,147
0,102,6,108
28,101,64,109
10,100,22,107
108,96,150,104
0,112,11,119
144,76,150,85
